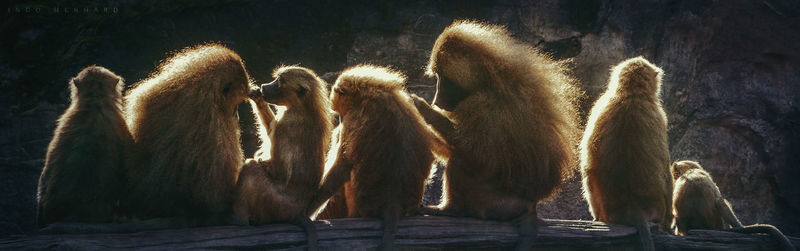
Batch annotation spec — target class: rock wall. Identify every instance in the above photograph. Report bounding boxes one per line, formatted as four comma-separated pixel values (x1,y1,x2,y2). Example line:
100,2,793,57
2,0,798,236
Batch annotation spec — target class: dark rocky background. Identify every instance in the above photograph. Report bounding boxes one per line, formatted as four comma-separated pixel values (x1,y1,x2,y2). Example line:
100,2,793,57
2,0,798,237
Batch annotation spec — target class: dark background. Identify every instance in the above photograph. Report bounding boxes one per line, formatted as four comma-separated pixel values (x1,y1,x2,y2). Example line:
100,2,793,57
2,0,799,237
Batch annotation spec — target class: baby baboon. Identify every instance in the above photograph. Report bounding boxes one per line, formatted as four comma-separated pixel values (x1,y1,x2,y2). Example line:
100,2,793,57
234,66,333,249
412,20,581,251
306,65,447,250
580,57,671,251
671,160,795,251
122,44,253,224
37,66,132,227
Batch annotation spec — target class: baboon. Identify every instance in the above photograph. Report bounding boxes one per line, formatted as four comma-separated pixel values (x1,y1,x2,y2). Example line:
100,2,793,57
671,160,795,251
121,44,254,225
37,66,132,227
580,56,672,251
306,65,448,250
412,20,582,251
234,66,332,250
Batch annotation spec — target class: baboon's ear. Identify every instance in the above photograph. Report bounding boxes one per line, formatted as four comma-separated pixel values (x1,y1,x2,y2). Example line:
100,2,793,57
297,84,308,98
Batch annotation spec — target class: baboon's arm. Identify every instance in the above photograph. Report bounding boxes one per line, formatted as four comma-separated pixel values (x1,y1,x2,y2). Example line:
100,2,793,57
412,95,458,145
305,153,353,216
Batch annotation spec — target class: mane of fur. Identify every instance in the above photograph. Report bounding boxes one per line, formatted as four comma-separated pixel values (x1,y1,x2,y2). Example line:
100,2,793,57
122,43,249,218
427,20,582,201
332,64,443,215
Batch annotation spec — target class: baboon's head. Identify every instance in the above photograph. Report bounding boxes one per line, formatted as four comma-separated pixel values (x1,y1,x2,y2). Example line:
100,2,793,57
671,160,703,180
70,65,124,100
609,56,663,97
217,65,252,117
330,64,406,115
259,66,324,109
156,44,253,117
426,21,506,111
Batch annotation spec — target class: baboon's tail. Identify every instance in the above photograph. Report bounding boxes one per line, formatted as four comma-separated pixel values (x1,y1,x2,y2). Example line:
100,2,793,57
715,198,794,251
728,225,795,251
293,216,318,251
379,203,401,251
635,219,655,251
715,198,743,228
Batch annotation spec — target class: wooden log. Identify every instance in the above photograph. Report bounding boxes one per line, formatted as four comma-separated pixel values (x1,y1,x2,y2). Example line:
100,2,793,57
1,216,797,250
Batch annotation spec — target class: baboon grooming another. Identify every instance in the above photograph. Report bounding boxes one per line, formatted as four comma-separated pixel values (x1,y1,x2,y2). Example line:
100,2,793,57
307,65,447,250
580,57,672,251
413,20,582,251
37,66,132,227
122,44,253,224
671,160,795,251
234,66,332,250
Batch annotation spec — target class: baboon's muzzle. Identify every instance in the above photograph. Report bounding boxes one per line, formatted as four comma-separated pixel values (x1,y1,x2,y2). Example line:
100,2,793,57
260,80,280,102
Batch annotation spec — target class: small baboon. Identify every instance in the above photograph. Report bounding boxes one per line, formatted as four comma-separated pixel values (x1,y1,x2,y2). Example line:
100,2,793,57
671,160,795,251
306,65,448,250
121,44,254,225
412,20,582,251
580,56,672,251
234,66,333,250
37,66,132,227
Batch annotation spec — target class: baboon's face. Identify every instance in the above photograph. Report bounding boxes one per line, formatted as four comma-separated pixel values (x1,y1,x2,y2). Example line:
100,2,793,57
329,82,348,115
432,73,470,111
260,70,311,108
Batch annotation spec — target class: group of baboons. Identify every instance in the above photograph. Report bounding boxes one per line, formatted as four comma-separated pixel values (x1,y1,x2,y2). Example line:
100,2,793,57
36,20,793,250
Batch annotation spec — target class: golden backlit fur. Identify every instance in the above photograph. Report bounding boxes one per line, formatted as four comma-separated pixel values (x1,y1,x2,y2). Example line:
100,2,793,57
307,65,447,249
414,20,581,250
313,125,349,220
580,56,671,251
37,66,132,227
234,65,332,224
122,44,252,223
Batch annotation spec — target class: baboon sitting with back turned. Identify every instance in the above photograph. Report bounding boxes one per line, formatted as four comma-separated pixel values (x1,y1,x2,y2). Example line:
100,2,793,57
121,44,254,226
37,66,132,227
671,160,795,251
306,64,448,250
580,56,672,251
234,66,333,250
412,20,582,251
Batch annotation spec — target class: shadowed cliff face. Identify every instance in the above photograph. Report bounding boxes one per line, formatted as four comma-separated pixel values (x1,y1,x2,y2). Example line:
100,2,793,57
2,0,798,236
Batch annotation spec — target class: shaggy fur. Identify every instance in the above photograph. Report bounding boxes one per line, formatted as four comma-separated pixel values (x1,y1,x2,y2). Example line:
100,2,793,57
234,65,332,224
37,66,132,227
122,44,252,223
580,56,671,251
414,20,582,250
307,65,447,249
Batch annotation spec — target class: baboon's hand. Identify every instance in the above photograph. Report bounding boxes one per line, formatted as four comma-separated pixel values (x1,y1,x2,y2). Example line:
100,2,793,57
411,94,432,111
248,85,264,101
